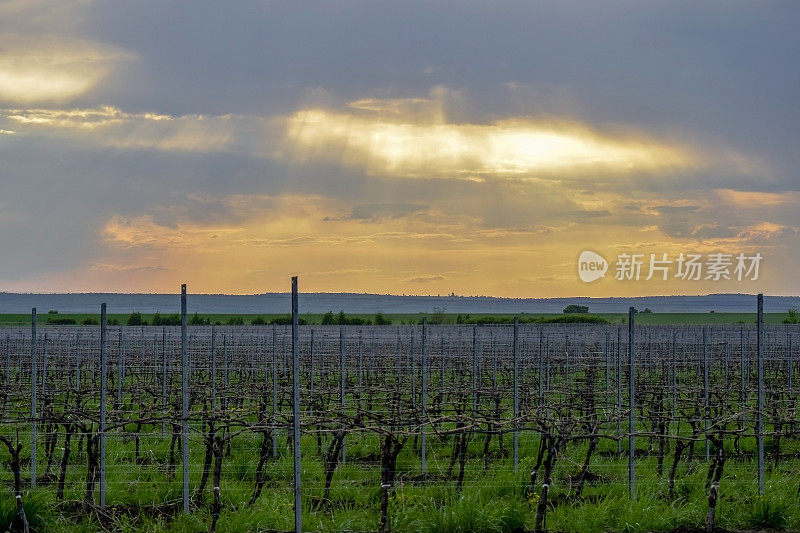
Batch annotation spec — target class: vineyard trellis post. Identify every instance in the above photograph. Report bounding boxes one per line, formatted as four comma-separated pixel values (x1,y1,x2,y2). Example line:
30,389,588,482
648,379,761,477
99,303,107,507
75,331,81,392
440,335,445,408
161,326,167,436
291,276,303,533
181,284,189,514
472,325,478,419
670,330,677,430
211,325,217,412
757,293,764,495
513,316,519,474
628,306,635,499
617,326,622,454
538,327,543,409
319,331,325,392
41,334,47,398
340,326,346,463
565,331,571,386
492,330,498,395
309,329,315,397
272,323,278,457
788,331,793,393
223,334,229,413
703,327,710,461
30,307,37,488
140,327,145,397
740,325,746,435
604,330,610,418
357,329,363,408
411,329,416,411
152,334,157,390
421,317,428,474
117,330,124,409
4,333,10,399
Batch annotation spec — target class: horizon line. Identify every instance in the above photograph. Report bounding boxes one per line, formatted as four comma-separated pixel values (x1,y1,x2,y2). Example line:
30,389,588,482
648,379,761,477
1,291,794,299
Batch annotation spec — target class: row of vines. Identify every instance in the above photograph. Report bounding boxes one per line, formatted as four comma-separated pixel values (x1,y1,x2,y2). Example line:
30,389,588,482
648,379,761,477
0,320,798,531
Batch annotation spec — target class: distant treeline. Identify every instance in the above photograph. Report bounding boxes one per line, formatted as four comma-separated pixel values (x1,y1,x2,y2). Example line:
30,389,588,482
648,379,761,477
455,314,608,325
44,310,609,327
47,311,390,327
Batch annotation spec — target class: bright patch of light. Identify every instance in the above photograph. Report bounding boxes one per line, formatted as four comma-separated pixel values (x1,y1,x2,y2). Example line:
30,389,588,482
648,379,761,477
284,109,694,178
0,35,132,103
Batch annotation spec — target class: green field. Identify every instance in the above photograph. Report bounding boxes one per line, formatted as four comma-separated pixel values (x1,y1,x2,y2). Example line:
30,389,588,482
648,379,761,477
0,311,794,326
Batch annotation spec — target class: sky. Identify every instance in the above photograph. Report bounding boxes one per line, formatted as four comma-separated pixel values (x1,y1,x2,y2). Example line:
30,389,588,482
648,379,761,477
1,1,798,297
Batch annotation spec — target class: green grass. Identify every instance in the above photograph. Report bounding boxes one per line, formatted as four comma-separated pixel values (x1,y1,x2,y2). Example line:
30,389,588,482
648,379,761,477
2,429,799,532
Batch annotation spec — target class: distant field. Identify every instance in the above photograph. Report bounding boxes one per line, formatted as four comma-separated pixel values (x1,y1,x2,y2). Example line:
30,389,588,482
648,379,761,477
0,311,794,326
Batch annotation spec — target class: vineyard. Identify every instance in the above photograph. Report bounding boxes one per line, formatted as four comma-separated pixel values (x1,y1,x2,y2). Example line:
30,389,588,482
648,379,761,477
1,294,799,532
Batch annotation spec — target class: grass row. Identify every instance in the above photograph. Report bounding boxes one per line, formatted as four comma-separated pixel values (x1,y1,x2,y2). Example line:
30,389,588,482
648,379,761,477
1,428,799,532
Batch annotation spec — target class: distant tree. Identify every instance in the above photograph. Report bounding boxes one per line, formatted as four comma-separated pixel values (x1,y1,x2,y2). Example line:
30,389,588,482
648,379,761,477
325,310,371,326
375,312,391,326
270,315,292,325
127,311,146,326
227,316,245,326
563,304,589,314
543,315,608,324
641,308,653,314
189,313,210,326
152,312,181,326
251,316,267,325
108,318,120,325
82,318,98,326
47,309,58,315
269,315,308,325
431,307,447,325
784,308,799,324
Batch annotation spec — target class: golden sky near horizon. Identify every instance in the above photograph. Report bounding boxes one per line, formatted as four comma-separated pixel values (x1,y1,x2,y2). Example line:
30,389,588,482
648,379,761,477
1,2,798,297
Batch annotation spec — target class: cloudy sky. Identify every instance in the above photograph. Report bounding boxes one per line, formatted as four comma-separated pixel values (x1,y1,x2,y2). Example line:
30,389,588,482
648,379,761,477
1,1,798,297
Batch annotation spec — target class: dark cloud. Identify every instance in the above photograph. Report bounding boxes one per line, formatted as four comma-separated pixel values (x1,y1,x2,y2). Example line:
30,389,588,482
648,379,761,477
324,203,428,222
691,224,741,240
567,210,611,219
406,275,446,283
653,205,702,215
349,203,427,221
